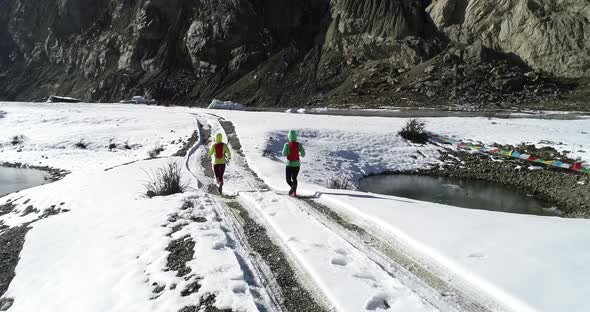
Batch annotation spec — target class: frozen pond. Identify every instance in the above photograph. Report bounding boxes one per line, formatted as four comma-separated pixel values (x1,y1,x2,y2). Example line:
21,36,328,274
360,175,561,216
0,167,49,197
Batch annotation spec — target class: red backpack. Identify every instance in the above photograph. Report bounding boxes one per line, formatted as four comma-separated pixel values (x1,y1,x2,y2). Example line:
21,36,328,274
214,143,225,159
287,142,300,161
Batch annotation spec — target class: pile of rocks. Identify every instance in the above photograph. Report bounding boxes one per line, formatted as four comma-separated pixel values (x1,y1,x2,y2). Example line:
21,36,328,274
398,43,571,109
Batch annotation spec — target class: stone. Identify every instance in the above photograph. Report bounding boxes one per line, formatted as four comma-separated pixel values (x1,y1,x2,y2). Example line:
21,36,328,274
0,0,582,110
427,0,590,78
424,65,436,74
501,77,525,92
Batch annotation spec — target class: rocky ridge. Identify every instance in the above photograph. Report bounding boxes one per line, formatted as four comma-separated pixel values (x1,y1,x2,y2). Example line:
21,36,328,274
0,0,588,109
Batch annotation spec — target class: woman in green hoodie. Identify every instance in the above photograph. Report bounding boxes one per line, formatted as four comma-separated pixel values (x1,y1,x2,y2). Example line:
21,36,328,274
209,133,232,194
282,130,305,197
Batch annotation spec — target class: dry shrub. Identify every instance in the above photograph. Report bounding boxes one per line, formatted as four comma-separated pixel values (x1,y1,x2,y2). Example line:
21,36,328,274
145,162,187,198
399,119,429,144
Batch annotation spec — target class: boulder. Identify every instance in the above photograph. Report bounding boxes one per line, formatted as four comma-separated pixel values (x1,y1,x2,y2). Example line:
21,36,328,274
207,99,245,111
46,95,82,103
427,0,590,78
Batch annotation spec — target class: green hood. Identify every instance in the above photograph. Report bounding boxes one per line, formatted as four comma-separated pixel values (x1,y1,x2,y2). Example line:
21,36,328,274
215,133,223,143
288,130,297,142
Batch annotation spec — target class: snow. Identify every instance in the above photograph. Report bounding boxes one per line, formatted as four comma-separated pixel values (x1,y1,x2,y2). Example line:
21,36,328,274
207,99,245,111
200,114,440,312
424,117,590,165
0,103,259,312
210,111,442,190
317,193,590,312
213,109,590,312
2,102,590,312
132,95,147,103
0,102,196,171
47,95,82,103
240,192,437,312
1,159,258,312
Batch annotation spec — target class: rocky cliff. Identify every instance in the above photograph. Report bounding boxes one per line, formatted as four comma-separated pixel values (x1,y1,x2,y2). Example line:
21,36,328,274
0,0,588,109
427,0,590,78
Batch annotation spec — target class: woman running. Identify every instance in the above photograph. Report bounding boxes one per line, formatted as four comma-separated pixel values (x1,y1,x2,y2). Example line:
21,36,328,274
282,130,305,197
209,133,232,194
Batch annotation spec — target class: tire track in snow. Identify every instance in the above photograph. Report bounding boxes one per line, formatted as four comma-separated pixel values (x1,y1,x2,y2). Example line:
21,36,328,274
296,199,493,312
208,116,462,312
185,114,324,312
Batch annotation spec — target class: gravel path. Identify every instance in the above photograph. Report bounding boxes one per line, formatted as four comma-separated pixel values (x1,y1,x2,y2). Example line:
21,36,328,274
215,116,500,312
187,118,327,311
225,200,326,312
0,225,30,298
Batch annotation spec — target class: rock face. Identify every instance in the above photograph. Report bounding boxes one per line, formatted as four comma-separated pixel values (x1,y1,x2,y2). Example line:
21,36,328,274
427,0,590,78
0,0,588,108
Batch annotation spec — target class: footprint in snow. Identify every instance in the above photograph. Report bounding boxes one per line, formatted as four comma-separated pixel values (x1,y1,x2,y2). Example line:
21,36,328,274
212,241,226,250
352,272,377,282
467,252,486,259
334,248,348,256
232,283,247,294
365,294,391,311
330,256,350,266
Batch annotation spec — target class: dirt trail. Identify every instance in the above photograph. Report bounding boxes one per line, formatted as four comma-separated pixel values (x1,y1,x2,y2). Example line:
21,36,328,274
183,116,327,312
203,114,504,312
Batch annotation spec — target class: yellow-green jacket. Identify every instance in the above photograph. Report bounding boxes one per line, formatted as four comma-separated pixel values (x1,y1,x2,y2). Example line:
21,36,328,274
209,133,232,165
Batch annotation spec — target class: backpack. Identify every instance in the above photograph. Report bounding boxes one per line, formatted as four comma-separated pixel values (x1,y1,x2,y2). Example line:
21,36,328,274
287,142,300,161
214,143,225,159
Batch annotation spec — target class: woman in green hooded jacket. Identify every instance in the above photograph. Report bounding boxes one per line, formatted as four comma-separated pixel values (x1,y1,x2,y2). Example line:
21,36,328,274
282,130,305,197
209,133,232,194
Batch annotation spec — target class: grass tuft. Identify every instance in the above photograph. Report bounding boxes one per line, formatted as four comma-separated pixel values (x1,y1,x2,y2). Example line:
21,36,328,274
11,135,25,145
75,139,87,149
399,119,429,144
148,143,165,159
327,176,354,190
145,162,187,198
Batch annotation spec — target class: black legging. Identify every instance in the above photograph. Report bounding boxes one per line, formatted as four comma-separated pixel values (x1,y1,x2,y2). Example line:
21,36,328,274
286,166,300,193
213,164,226,184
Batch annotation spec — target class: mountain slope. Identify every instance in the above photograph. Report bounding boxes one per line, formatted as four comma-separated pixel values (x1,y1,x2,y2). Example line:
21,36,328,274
0,0,588,109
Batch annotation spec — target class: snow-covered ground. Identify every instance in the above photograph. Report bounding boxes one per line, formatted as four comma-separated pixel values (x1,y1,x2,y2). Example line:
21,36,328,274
213,109,590,312
214,110,590,191
0,102,196,171
0,103,261,311
1,102,590,312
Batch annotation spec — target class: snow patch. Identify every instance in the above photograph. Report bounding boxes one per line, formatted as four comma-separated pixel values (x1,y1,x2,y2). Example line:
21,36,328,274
207,99,245,111
46,95,82,103
215,109,590,312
